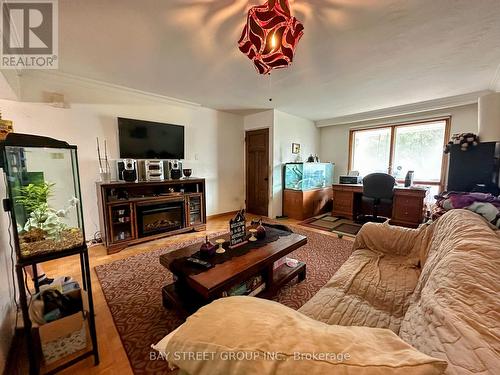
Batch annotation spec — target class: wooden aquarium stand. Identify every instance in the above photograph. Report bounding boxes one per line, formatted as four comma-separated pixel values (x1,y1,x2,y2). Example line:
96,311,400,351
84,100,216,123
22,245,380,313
283,187,333,221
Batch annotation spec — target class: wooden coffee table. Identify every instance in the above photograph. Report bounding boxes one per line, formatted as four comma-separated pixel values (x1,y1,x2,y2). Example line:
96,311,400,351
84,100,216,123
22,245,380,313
160,231,307,316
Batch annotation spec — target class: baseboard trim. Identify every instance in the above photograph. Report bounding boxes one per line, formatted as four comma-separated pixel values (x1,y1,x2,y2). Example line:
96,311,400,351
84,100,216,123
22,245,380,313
207,210,239,220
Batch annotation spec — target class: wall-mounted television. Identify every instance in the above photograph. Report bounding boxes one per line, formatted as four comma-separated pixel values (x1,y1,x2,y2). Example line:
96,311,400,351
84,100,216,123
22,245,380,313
118,117,185,160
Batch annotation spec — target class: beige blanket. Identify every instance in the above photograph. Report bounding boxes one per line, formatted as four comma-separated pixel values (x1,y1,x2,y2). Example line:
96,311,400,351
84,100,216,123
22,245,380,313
299,222,432,333
163,296,447,375
399,210,500,375
300,209,500,374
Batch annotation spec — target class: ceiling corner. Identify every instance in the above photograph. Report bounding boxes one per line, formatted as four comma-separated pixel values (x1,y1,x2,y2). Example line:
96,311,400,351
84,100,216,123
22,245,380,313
315,91,490,128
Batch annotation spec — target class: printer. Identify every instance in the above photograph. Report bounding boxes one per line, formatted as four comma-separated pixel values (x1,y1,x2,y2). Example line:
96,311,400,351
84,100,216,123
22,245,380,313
339,171,362,184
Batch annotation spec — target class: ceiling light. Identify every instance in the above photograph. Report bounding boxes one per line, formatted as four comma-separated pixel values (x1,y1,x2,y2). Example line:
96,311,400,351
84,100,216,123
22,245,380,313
238,0,304,75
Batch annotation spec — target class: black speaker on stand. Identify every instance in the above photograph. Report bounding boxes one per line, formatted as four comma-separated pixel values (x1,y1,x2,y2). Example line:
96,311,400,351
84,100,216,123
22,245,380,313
164,160,183,179
117,159,138,182
170,169,182,179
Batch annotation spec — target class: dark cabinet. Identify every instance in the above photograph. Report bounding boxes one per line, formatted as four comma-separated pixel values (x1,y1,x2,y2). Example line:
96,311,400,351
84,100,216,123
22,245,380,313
185,193,204,226
97,179,206,253
108,203,136,243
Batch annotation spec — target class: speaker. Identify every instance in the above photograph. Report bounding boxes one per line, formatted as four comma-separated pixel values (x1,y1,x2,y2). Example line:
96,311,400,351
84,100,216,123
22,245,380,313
117,159,137,182
170,169,182,179
163,160,183,179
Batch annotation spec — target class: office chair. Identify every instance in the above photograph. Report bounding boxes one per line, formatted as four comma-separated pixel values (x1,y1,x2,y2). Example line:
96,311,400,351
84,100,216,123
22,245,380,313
359,173,395,223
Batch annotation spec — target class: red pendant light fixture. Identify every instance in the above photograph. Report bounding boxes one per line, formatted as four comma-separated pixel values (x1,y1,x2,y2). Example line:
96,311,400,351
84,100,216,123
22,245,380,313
238,0,304,75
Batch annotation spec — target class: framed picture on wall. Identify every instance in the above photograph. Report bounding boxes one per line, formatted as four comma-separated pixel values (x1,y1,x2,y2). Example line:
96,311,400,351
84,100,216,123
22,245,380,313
292,143,301,154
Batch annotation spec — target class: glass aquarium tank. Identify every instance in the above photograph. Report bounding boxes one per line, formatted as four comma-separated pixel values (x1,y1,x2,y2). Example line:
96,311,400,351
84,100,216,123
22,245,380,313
2,134,85,260
284,162,334,191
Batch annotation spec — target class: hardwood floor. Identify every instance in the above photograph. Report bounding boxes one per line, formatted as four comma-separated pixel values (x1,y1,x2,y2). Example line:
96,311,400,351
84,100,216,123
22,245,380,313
35,214,347,375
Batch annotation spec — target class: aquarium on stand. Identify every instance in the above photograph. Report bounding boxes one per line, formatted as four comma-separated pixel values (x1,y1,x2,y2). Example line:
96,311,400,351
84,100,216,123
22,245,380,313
2,134,85,260
284,162,334,191
282,162,335,220
1,133,98,375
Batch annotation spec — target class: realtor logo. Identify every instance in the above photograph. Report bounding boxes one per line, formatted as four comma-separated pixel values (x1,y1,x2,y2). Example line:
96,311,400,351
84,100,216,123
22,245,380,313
1,0,58,68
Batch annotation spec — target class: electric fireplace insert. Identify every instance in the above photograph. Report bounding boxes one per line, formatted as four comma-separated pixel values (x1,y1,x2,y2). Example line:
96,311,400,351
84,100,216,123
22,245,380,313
136,199,185,237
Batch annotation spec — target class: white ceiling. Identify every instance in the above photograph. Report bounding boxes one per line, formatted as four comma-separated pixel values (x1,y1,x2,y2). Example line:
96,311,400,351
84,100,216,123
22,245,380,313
51,0,500,121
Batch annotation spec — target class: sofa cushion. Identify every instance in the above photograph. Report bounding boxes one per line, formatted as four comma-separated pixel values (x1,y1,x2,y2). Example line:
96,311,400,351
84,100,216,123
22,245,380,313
399,209,500,374
158,296,447,375
299,247,421,333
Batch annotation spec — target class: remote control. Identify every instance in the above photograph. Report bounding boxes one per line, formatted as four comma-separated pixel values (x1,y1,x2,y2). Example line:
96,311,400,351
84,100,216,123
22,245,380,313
186,257,212,269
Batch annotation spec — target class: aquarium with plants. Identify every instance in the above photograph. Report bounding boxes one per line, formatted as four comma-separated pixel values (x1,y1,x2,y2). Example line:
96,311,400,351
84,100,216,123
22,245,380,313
284,162,334,191
3,136,85,260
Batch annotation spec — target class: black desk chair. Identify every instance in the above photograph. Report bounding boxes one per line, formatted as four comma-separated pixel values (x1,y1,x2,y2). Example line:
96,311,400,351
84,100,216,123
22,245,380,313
359,173,395,223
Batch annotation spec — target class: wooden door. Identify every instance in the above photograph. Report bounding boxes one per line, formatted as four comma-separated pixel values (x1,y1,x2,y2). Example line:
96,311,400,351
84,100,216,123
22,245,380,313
246,129,269,216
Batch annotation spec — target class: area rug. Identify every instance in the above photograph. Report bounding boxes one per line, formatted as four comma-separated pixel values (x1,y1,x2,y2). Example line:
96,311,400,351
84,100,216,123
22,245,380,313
94,226,353,375
299,214,363,237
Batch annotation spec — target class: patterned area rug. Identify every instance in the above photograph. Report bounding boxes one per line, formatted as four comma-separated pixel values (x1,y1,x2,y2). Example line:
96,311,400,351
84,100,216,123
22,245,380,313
94,226,353,374
299,214,364,237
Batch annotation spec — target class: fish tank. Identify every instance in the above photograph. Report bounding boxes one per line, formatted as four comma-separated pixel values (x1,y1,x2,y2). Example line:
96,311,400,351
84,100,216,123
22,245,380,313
284,162,334,191
1,134,85,261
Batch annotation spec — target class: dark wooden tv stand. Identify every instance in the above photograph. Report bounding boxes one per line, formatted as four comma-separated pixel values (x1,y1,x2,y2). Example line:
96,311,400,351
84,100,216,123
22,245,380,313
96,179,206,254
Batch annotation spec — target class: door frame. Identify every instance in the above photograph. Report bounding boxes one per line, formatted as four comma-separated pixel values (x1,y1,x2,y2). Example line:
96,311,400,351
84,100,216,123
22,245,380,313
245,128,271,217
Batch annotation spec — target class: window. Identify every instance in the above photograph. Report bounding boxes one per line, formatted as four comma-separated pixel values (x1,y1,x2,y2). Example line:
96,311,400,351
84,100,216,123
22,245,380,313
349,118,450,192
392,122,446,182
351,127,391,177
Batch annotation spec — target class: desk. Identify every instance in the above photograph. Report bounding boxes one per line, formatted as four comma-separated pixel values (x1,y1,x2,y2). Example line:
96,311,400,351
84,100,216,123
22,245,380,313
332,184,427,228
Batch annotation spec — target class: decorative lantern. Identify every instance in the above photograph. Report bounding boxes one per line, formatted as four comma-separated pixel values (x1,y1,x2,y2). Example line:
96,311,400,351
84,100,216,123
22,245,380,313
238,0,304,75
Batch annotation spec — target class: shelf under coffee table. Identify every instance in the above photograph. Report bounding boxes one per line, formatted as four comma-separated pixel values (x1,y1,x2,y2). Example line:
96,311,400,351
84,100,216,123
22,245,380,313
159,231,307,317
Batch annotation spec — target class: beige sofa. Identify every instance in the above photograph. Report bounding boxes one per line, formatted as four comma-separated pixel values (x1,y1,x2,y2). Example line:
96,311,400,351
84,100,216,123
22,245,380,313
299,209,500,374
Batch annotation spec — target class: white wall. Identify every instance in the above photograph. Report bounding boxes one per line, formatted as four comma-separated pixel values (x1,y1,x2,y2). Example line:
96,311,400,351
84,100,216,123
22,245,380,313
320,103,478,181
243,110,274,131
272,110,320,217
243,110,320,218
0,81,245,238
478,92,500,142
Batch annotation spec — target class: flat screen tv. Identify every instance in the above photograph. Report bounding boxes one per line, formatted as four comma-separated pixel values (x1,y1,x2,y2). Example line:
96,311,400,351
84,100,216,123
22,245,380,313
447,142,500,193
118,117,185,159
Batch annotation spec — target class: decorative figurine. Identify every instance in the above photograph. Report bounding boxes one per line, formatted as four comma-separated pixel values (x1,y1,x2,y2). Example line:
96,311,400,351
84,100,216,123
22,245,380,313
444,132,479,153
200,236,216,256
248,229,258,242
215,239,226,254
256,218,266,240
